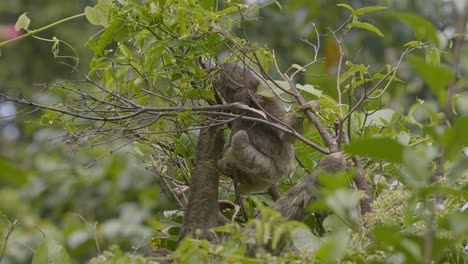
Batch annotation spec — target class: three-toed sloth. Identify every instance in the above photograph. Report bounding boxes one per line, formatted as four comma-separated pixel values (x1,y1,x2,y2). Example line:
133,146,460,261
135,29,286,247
215,63,303,195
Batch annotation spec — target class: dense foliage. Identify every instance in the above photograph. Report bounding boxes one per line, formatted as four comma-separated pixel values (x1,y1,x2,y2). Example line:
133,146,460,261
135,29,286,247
0,0,467,263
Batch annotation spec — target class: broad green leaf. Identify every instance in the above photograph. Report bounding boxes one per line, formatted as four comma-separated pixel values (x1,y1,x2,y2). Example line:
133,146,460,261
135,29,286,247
348,21,384,37
442,116,468,161
85,0,113,27
353,6,388,15
32,238,71,264
344,137,406,163
391,12,439,46
315,229,350,263
373,224,401,247
448,211,468,233
296,84,322,98
326,189,360,217
291,227,320,252
447,156,468,183
407,55,454,107
14,13,30,31
400,148,431,189
97,19,124,52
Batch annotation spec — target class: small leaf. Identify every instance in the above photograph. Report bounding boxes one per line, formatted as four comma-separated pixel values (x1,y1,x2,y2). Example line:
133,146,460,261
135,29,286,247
291,64,305,71
14,13,30,31
403,40,425,48
353,6,388,15
337,3,354,12
348,21,384,37
134,144,144,157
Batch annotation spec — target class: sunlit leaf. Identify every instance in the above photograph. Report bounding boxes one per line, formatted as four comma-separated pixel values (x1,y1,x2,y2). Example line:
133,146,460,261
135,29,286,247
348,21,384,37
296,84,322,98
85,0,113,27
14,13,30,31
337,3,354,12
353,6,388,15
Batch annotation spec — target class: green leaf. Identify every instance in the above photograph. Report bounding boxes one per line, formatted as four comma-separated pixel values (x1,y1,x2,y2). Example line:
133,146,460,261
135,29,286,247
291,227,320,252
403,40,425,48
118,43,132,58
353,6,388,15
407,55,454,107
348,21,384,37
14,13,30,31
85,0,113,27
337,3,354,12
340,63,367,84
291,64,305,71
296,84,322,97
344,137,406,163
400,148,431,189
448,211,468,233
447,156,468,183
185,88,215,101
315,229,350,263
31,238,72,264
97,19,124,52
216,5,245,16
442,116,468,161
391,12,439,46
